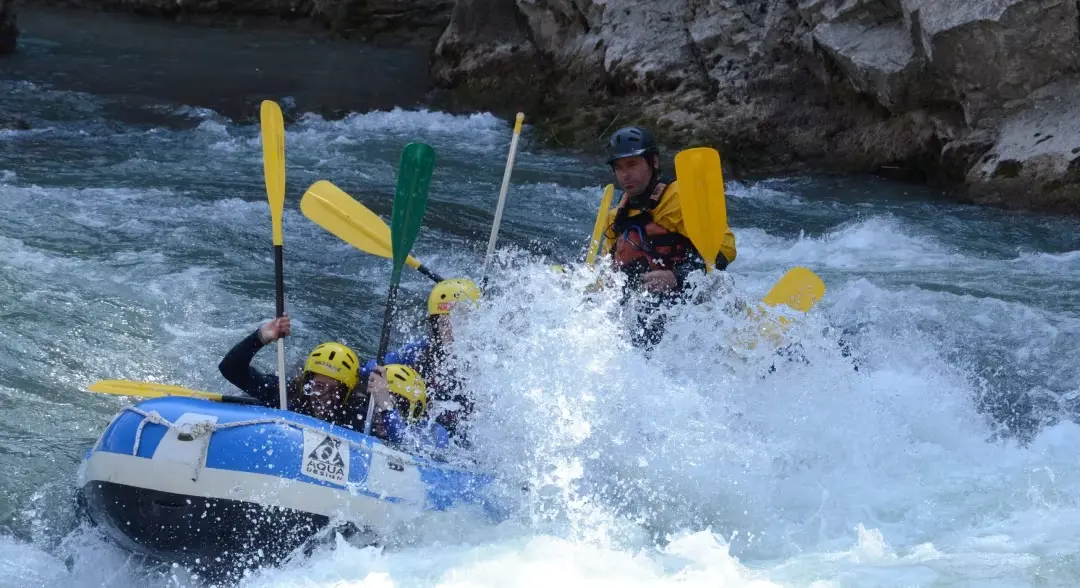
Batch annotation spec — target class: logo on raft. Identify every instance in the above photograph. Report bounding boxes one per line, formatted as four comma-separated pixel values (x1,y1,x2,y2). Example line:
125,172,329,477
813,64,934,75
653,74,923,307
301,430,350,485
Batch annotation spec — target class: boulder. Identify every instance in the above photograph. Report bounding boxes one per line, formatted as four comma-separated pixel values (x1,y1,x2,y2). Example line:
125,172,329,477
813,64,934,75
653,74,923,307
966,78,1080,211
912,0,1080,123
515,0,604,81
431,0,550,112
812,20,924,112
594,0,707,94
798,0,901,27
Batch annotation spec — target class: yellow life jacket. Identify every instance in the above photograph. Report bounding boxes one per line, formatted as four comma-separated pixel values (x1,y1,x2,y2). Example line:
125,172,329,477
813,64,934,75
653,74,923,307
601,179,736,272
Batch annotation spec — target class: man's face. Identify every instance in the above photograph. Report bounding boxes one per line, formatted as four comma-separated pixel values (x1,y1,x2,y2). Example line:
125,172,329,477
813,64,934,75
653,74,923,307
611,155,654,197
303,373,343,419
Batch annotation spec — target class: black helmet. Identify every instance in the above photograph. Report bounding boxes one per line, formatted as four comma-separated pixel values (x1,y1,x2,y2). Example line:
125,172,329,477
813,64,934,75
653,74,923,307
606,126,659,164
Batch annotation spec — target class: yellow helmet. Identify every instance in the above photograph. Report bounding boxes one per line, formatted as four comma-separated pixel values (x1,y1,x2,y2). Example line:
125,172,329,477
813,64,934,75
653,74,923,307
303,342,360,390
427,278,481,316
384,364,428,422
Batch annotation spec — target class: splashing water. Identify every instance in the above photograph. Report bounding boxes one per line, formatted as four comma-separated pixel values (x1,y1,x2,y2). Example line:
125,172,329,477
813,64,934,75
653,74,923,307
2,54,1080,586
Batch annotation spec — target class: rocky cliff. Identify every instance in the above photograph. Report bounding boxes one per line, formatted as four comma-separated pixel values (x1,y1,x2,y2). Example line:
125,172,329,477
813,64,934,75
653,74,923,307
12,0,1080,212
432,0,1080,212
0,0,16,54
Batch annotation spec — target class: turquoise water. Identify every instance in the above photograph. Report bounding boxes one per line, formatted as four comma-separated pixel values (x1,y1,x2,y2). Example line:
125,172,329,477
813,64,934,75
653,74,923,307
2,9,1080,587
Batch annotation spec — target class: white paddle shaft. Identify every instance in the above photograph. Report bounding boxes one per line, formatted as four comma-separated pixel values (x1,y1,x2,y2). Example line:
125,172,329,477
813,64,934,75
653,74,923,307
482,113,525,282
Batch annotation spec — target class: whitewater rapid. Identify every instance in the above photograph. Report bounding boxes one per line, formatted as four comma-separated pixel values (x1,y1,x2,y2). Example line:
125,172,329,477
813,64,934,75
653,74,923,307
2,76,1080,587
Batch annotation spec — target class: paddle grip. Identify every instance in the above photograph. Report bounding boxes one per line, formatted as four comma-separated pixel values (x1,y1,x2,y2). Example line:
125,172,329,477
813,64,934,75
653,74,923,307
363,283,399,436
273,245,285,317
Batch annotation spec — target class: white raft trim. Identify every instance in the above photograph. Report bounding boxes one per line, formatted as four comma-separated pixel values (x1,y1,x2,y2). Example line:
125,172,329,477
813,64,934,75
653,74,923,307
124,407,430,484
81,451,425,528
92,407,441,527
129,407,298,482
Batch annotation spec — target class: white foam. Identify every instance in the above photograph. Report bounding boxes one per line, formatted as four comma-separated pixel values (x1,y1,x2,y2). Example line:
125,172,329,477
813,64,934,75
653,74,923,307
740,215,959,271
4,86,1080,587
240,530,773,588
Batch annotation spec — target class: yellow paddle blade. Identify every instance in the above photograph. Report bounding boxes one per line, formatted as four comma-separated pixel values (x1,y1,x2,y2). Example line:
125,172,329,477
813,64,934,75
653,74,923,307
300,180,423,271
585,184,615,266
89,379,228,402
260,100,286,246
762,266,825,313
674,147,728,272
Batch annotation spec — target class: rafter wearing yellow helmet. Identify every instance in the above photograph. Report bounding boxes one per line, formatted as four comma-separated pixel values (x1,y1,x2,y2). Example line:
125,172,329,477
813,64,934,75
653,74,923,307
366,364,449,453
218,314,363,426
360,277,481,444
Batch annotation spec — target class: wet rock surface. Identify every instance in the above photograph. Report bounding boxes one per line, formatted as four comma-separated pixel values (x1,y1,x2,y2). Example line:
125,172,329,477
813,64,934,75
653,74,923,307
430,0,1080,212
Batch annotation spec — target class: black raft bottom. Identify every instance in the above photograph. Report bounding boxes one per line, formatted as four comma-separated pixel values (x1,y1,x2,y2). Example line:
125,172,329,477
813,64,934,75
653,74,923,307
78,480,360,584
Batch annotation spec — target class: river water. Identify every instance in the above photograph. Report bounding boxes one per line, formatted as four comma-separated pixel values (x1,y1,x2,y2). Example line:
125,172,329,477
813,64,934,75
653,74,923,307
2,8,1080,588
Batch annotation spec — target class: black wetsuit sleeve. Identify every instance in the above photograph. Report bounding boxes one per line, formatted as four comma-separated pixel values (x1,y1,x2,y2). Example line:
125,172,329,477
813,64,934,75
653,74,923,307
218,329,280,407
673,246,710,291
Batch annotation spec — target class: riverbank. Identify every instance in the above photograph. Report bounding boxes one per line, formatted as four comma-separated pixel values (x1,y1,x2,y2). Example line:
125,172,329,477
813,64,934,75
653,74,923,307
5,0,1080,214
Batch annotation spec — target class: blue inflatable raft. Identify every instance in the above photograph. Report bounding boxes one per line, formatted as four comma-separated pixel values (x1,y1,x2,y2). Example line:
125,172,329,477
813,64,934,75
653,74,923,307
76,396,509,572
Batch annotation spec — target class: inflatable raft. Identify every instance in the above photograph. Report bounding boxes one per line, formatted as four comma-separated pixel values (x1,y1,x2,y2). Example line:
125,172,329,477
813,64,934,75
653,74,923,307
76,396,509,573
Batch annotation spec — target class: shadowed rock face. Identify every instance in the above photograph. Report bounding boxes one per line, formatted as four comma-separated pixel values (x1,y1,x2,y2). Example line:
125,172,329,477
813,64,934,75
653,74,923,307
430,0,1080,212
0,0,16,55
21,0,455,45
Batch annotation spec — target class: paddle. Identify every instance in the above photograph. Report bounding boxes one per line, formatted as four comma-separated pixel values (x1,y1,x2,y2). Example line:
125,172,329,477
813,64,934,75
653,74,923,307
301,180,444,283
89,380,259,405
260,100,289,411
585,183,615,266
481,112,525,285
762,266,825,313
673,147,728,273
734,267,826,350
362,142,436,436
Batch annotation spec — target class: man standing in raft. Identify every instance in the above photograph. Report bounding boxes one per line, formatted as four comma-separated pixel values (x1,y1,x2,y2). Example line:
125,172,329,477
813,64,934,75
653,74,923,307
600,126,737,347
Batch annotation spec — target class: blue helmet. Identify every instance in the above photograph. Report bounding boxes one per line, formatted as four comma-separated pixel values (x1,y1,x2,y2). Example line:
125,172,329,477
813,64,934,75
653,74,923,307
606,126,659,165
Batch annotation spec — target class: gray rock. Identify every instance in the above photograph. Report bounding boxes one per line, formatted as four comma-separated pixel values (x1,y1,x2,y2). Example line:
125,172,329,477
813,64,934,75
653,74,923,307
515,0,604,79
812,20,923,112
0,0,16,55
595,1,706,94
431,0,550,112
913,0,1080,123
798,0,901,27
966,78,1080,211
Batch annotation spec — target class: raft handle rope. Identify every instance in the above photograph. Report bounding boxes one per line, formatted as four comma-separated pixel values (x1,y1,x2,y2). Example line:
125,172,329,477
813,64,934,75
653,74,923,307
123,406,403,482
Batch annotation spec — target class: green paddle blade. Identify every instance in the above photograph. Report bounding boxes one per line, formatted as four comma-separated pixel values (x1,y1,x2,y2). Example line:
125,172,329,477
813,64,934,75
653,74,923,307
390,142,436,282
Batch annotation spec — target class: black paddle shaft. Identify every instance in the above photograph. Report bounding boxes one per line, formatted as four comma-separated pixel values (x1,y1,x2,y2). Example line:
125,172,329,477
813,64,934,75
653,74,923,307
357,282,399,431
375,283,398,364
274,245,285,317
417,263,443,283
223,395,261,405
